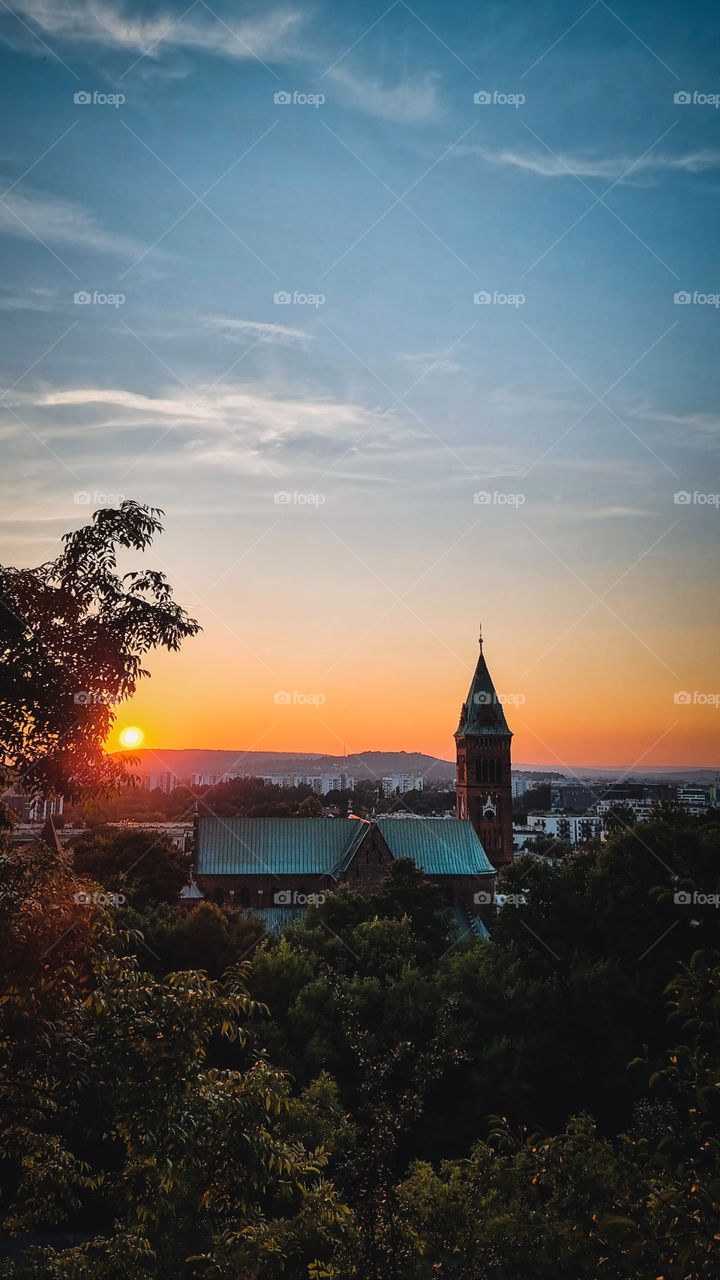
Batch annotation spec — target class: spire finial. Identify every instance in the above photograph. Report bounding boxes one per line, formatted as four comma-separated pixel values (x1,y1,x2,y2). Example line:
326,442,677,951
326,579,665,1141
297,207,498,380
478,621,483,653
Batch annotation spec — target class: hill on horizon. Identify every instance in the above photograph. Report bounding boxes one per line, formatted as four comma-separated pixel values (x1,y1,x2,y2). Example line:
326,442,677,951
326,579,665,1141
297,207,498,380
116,750,717,786
122,749,458,783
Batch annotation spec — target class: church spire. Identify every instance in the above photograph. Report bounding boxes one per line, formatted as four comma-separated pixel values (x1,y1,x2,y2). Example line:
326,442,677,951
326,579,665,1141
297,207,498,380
455,627,514,868
455,634,512,738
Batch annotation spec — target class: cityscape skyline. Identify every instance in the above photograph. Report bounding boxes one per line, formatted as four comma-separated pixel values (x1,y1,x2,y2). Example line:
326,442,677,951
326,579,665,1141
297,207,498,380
2,0,719,768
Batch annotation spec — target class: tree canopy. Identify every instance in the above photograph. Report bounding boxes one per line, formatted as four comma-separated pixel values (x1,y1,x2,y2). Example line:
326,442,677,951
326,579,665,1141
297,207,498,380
0,502,200,800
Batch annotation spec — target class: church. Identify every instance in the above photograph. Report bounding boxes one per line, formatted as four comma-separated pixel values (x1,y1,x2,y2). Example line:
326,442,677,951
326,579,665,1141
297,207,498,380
187,630,513,933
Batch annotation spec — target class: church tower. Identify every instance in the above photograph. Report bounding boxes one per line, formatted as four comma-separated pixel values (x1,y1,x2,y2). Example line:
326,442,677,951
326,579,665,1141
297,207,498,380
455,628,513,868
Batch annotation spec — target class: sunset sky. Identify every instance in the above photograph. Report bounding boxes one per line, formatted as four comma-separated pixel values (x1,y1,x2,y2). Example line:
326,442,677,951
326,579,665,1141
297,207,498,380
1,0,719,770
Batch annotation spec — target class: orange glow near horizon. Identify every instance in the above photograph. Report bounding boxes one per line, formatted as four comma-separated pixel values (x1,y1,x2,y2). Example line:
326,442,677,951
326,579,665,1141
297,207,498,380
101,613,720,772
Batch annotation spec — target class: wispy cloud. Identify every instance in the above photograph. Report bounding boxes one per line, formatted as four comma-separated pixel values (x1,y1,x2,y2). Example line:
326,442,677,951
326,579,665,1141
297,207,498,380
7,0,304,61
329,66,441,124
0,188,142,254
463,147,720,181
629,406,720,443
580,505,653,520
397,349,462,374
205,316,310,345
13,382,380,456
0,284,58,311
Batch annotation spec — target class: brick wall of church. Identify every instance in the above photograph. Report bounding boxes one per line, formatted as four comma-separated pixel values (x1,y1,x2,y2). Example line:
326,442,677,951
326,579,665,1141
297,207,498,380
195,871,333,910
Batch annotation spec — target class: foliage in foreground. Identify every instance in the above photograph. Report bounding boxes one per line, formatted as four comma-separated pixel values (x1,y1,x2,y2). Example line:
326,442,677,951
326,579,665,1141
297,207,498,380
1,816,719,1278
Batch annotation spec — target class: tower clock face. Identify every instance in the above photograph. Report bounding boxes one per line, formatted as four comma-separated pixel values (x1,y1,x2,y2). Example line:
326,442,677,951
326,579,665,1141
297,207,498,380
483,802,497,821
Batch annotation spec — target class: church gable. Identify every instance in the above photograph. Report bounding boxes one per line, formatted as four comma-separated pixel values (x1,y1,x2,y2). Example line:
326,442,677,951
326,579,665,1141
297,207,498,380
375,817,495,877
340,823,394,893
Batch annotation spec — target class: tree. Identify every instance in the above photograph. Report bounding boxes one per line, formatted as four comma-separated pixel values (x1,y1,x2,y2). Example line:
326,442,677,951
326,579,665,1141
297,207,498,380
512,782,552,822
70,825,190,908
298,795,324,818
0,839,353,1278
0,502,200,800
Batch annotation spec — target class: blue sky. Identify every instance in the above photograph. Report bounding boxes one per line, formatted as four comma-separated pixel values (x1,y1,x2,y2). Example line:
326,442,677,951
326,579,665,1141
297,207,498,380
1,0,719,765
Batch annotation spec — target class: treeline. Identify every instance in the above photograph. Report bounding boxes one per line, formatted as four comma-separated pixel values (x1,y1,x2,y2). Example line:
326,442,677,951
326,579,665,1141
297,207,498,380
1,810,719,1276
64,777,456,826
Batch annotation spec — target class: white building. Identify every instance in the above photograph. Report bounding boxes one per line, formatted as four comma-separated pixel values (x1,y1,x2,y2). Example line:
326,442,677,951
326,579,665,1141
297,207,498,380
591,797,655,821
191,772,247,787
511,775,533,798
677,786,709,816
293,773,356,794
381,774,425,797
3,789,64,823
525,814,603,844
146,771,179,793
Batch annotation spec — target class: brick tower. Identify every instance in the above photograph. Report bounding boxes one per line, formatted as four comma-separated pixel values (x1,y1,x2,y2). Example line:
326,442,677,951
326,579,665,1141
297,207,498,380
455,627,513,868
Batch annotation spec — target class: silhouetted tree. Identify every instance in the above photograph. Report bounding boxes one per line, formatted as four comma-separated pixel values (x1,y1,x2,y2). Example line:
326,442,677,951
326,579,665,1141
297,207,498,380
0,502,200,800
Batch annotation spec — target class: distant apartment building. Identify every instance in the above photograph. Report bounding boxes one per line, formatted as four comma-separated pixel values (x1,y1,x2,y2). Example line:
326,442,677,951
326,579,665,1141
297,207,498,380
551,783,600,812
592,797,655,822
145,771,179,793
292,773,356,794
511,776,533,798
381,774,425,797
3,788,64,823
191,772,247,787
513,825,541,852
677,786,710,816
526,813,603,844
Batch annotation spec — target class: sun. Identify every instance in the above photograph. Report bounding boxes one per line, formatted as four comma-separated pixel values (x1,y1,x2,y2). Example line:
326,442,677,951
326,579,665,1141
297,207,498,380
119,726,144,749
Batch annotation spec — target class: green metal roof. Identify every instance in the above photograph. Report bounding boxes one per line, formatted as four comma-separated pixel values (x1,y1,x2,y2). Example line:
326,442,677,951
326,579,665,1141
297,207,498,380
452,907,492,941
375,818,495,877
456,642,512,737
195,816,370,879
241,906,306,933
